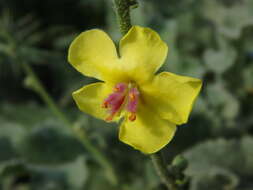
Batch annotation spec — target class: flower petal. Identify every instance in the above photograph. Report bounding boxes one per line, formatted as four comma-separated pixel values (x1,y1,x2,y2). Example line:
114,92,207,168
68,29,120,82
119,26,168,83
72,82,114,120
119,104,176,154
141,72,202,125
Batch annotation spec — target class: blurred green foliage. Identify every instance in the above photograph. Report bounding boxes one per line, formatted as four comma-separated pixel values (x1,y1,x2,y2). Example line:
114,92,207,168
0,0,253,189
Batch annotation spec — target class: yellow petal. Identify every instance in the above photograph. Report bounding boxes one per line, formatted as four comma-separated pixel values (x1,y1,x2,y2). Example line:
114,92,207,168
119,104,176,154
141,72,202,125
119,26,168,84
72,82,113,120
68,29,121,82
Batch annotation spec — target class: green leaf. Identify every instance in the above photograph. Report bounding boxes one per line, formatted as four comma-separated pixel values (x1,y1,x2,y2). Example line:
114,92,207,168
241,136,253,175
29,156,88,189
190,168,239,190
204,39,237,74
0,121,26,146
242,64,253,90
0,137,17,162
206,83,239,121
202,0,253,39
18,126,84,164
184,137,253,189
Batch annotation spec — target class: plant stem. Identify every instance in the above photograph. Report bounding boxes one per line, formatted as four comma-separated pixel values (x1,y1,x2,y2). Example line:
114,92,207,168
151,152,178,190
20,61,118,185
113,0,137,35
21,62,72,128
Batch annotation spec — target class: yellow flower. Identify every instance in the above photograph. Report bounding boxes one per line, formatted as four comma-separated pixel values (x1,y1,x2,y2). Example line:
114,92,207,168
68,26,202,154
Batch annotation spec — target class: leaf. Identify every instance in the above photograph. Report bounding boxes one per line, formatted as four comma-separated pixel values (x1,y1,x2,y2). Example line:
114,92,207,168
206,83,239,121
242,64,253,90
202,0,253,39
184,137,253,189
0,121,26,146
184,139,244,175
29,156,88,190
241,136,253,175
60,156,88,189
18,126,84,164
0,137,17,163
0,103,70,130
204,38,237,74
190,168,239,190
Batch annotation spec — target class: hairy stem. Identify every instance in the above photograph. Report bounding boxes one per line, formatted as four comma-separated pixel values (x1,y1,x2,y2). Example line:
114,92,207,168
151,152,178,190
113,0,138,35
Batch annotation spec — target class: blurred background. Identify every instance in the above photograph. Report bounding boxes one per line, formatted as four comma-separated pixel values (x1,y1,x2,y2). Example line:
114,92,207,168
0,0,253,189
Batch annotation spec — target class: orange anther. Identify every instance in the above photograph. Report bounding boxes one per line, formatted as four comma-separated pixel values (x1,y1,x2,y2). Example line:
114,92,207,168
129,93,135,101
105,115,113,122
129,113,136,121
113,87,120,92
102,101,108,108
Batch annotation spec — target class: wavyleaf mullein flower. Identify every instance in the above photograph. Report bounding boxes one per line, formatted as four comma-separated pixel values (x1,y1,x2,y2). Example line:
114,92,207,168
68,26,202,154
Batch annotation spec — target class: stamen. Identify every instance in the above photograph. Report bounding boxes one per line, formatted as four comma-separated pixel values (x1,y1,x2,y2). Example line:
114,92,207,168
127,87,139,113
114,83,127,92
102,83,139,122
129,93,135,101
102,83,127,122
105,115,114,122
102,101,108,108
129,112,136,121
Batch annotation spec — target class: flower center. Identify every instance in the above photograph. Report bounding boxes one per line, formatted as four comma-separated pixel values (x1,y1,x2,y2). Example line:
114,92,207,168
102,82,139,122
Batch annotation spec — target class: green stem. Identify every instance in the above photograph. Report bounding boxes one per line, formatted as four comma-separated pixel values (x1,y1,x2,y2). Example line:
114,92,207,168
20,61,118,185
21,62,72,128
113,0,137,35
151,152,178,190
74,126,118,185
